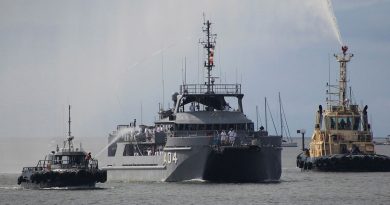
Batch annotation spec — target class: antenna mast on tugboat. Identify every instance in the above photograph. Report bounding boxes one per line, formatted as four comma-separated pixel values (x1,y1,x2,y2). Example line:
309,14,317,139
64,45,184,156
67,105,74,151
200,17,217,93
68,105,71,137
334,45,354,108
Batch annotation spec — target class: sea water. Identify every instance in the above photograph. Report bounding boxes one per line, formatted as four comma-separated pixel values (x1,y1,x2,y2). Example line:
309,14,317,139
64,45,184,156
1,137,389,205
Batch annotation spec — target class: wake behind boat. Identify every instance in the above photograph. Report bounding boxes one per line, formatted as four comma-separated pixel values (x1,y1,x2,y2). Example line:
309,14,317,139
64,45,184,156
17,106,107,189
296,46,390,172
103,19,282,183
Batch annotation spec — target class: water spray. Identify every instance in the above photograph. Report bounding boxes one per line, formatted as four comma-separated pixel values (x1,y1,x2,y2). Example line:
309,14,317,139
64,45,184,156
95,127,139,158
325,0,343,46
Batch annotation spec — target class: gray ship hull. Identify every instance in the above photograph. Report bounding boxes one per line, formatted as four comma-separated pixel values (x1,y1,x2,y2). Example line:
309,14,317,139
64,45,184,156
103,136,282,182
203,136,281,182
104,136,212,182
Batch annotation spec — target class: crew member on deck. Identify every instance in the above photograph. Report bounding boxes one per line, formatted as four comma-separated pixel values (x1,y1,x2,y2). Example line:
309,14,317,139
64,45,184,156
228,128,236,145
190,103,195,111
220,130,227,145
85,152,92,161
85,152,92,168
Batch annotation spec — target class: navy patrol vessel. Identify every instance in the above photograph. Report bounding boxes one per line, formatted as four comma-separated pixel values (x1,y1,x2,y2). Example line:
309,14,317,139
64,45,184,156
103,19,282,182
297,46,390,171
17,106,107,189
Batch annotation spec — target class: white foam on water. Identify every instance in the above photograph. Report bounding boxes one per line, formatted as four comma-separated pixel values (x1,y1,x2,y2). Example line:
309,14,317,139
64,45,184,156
0,186,21,190
182,178,207,183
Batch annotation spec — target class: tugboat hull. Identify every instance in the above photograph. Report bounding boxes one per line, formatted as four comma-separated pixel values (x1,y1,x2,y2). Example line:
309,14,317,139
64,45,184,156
297,153,390,172
18,169,107,189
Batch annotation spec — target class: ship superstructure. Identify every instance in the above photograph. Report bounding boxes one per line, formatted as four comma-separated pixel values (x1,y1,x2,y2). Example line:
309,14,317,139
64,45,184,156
103,19,282,182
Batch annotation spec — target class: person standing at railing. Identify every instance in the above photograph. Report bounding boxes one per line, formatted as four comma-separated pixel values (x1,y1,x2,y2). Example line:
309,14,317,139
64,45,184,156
224,103,230,111
85,152,92,161
190,103,195,111
85,152,92,168
228,128,236,146
220,130,227,145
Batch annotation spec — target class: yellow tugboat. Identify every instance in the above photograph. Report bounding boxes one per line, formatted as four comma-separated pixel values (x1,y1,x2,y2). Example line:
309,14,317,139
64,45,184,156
297,46,390,171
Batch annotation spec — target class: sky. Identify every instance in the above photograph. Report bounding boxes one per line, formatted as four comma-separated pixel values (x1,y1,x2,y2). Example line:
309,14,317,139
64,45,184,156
0,0,389,139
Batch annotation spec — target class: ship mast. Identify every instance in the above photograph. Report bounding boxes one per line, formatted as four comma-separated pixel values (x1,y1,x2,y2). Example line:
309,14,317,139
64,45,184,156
200,19,217,93
68,105,71,137
334,46,354,108
66,104,74,151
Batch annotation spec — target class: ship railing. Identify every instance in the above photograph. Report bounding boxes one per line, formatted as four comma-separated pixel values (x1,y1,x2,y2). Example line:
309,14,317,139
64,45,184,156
173,130,215,137
216,130,253,147
88,159,99,170
173,130,251,146
22,166,44,172
173,130,248,137
34,159,99,170
36,160,53,169
180,84,241,95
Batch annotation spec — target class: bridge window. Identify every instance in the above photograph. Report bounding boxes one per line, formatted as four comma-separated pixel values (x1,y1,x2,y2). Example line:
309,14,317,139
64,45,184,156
337,117,352,130
247,123,254,131
199,124,206,130
55,156,62,164
237,124,245,130
178,124,184,130
70,156,82,165
188,124,197,130
184,124,189,130
325,117,337,130
61,156,69,164
353,117,360,130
